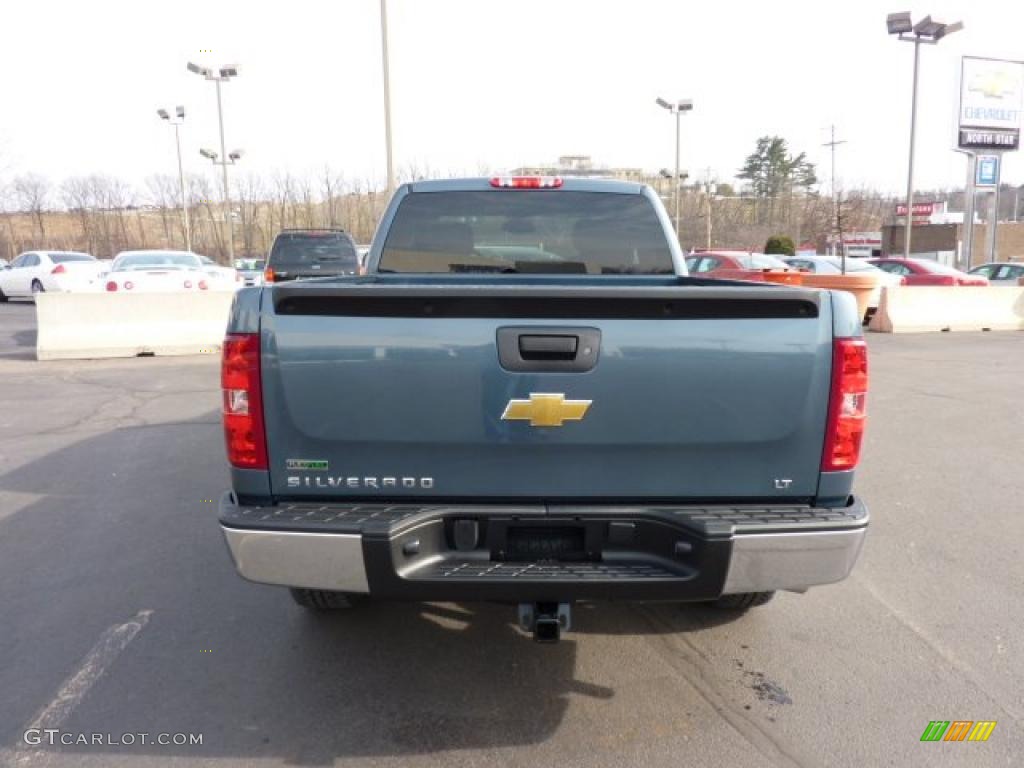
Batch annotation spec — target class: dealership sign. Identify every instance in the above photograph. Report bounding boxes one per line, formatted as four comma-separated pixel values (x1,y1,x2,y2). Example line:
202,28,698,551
895,202,938,217
894,201,943,227
976,155,999,187
958,128,1019,150
959,57,1024,151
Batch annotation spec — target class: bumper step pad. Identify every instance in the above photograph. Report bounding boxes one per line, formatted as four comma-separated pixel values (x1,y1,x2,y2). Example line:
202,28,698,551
431,561,679,580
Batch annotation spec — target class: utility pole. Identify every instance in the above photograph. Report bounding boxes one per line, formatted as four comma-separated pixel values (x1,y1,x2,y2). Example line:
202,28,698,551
822,125,846,259
187,62,240,263
674,113,681,239
955,148,977,271
380,0,395,195
655,98,693,241
903,38,922,260
985,180,1001,263
886,13,963,260
157,106,191,252
704,166,714,249
214,79,233,261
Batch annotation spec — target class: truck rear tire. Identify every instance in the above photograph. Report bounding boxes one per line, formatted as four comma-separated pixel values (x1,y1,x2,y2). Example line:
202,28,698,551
289,588,362,610
709,591,775,610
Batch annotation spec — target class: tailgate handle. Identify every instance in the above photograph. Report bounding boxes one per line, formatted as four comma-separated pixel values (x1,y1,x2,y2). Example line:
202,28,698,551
518,334,578,360
497,327,601,372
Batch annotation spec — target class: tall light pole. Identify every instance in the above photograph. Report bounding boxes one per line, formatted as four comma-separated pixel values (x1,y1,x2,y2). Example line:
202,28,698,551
198,148,244,259
655,98,693,240
157,106,191,252
886,12,963,259
188,62,240,262
822,125,846,261
380,0,395,195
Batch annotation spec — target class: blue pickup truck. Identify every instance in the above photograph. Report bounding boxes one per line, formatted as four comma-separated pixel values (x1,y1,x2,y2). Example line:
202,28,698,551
218,176,868,641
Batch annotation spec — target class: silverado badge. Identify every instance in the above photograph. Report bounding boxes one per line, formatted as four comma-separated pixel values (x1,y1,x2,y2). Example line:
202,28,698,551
501,393,592,427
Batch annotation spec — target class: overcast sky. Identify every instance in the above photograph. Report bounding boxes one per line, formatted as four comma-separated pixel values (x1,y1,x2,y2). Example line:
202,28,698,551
1,0,1022,197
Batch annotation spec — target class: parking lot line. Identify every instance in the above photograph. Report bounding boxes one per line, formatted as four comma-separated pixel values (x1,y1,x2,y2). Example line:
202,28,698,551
15,609,153,764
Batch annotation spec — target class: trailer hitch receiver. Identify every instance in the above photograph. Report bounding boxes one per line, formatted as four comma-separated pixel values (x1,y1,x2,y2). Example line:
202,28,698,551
518,602,572,643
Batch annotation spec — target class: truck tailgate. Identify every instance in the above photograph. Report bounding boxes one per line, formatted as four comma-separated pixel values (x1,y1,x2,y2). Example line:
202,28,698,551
260,281,832,501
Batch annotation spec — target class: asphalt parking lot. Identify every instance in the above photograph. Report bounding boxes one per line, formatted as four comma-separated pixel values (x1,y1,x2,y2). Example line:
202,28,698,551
0,299,1021,768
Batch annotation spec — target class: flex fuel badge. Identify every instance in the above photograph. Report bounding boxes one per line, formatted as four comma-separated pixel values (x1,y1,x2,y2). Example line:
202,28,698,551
286,459,329,471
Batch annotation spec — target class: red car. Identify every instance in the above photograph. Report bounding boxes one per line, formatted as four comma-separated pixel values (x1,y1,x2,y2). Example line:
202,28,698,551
867,258,988,286
685,251,802,284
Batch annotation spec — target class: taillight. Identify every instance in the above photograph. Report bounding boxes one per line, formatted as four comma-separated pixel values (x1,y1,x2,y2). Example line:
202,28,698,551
822,338,868,472
263,267,276,283
489,176,563,189
106,281,118,292
199,280,209,290
221,333,267,469
51,263,67,275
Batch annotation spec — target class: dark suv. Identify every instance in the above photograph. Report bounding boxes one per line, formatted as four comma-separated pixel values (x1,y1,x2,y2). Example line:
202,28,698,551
265,229,360,282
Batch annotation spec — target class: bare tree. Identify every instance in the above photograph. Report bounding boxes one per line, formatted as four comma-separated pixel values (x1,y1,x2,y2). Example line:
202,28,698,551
12,174,51,239
271,172,297,232
192,175,223,259
320,166,344,227
145,174,180,248
234,172,267,259
296,174,317,229
61,177,98,253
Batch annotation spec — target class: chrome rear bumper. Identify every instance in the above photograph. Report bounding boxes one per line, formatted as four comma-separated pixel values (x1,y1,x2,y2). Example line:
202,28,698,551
219,494,868,598
722,528,866,594
223,528,370,592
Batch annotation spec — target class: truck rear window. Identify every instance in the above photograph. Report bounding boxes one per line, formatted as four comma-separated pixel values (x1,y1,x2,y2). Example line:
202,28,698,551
269,233,358,274
379,191,674,274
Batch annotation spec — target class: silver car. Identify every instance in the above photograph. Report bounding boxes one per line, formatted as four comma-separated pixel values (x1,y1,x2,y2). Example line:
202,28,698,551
968,262,1024,284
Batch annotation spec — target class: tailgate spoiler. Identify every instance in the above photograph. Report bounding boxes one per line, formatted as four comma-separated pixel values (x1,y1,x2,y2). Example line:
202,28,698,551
271,281,821,320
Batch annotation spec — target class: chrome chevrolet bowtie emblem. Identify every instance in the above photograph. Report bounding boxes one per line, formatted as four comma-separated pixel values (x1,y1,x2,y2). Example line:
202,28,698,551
501,393,592,427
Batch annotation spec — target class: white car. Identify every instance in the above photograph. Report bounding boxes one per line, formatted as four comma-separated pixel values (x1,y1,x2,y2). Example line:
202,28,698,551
198,255,243,290
103,251,214,293
0,250,105,300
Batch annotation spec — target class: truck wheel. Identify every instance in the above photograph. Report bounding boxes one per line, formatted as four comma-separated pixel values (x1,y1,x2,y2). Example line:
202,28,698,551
709,591,775,610
289,588,362,610
0,286,7,302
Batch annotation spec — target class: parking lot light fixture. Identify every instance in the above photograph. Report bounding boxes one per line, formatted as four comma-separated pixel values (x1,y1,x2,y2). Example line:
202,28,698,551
655,97,694,241
157,105,191,252
887,12,963,259
886,12,912,34
199,148,219,161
